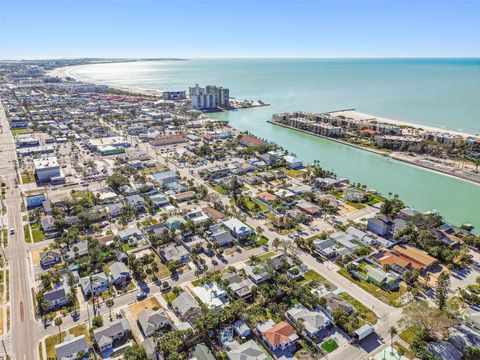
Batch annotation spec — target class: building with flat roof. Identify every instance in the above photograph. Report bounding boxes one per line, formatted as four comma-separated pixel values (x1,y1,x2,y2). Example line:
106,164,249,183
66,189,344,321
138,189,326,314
33,156,62,183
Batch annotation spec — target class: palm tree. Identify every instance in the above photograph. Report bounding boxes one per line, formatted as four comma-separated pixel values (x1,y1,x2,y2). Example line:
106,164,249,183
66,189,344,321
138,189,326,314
389,326,398,352
106,298,114,320
54,317,63,342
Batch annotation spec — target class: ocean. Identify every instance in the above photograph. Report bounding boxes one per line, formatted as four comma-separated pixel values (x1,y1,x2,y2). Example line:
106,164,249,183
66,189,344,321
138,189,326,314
70,58,480,229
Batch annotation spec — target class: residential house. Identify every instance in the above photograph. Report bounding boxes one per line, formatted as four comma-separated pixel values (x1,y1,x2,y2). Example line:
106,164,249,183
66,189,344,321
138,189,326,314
286,305,331,339
174,191,195,203
108,261,131,286
159,244,190,264
149,194,171,209
55,334,90,360
126,194,146,211
142,338,160,360
244,264,273,285
323,293,354,315
295,200,321,217
138,309,171,337
376,245,437,272
284,155,302,169
65,241,89,262
151,171,178,189
40,249,62,268
193,282,229,311
117,227,143,245
191,343,216,360
221,272,255,299
226,340,269,360
93,318,130,352
257,320,298,351
165,216,186,230
367,215,394,236
223,218,254,240
364,265,400,290
79,272,109,297
43,285,71,310
105,203,124,218
40,215,58,238
184,210,210,227
171,291,202,324
209,224,234,247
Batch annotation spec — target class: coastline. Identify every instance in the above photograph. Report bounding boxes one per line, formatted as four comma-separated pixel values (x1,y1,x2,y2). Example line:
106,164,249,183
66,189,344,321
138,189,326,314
268,120,480,186
49,63,480,186
330,110,477,139
49,63,479,139
48,65,164,98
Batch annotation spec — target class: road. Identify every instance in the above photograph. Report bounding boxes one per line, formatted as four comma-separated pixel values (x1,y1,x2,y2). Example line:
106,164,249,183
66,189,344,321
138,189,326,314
0,102,41,359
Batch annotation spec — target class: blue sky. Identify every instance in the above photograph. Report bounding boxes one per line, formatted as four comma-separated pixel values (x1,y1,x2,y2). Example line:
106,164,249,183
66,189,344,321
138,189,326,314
1,0,479,58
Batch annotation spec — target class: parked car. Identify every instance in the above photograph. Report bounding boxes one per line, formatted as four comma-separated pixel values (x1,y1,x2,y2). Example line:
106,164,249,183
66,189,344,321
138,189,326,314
136,291,147,301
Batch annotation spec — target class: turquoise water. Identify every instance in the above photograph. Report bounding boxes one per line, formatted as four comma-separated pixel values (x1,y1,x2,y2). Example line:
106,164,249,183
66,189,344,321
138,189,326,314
71,59,480,229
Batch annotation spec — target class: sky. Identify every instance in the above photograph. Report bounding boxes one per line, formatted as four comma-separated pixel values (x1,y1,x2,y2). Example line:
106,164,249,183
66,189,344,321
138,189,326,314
1,0,479,59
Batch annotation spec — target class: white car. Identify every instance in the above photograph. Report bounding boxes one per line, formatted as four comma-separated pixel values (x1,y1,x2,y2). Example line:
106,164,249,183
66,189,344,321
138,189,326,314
9,228,15,235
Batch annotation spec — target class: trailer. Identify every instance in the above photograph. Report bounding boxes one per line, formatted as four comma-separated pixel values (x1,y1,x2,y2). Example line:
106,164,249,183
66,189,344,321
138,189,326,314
354,324,375,342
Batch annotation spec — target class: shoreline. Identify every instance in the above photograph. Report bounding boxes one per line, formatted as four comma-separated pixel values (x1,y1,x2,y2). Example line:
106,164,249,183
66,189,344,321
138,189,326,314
49,63,480,186
268,120,480,187
49,63,479,139
329,110,477,139
48,65,164,98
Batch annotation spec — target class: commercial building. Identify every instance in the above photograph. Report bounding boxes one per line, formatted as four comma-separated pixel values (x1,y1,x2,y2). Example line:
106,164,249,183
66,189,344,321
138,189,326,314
189,84,230,110
99,145,126,156
162,91,186,100
33,156,63,183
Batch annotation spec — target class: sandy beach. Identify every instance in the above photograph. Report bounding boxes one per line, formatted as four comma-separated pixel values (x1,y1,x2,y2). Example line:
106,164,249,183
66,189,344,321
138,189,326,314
330,110,477,139
48,65,164,98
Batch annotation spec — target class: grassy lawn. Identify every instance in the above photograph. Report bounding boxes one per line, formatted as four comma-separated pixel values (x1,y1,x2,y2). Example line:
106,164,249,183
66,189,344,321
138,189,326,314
258,251,276,261
211,184,229,195
338,292,378,324
346,201,366,209
365,193,386,205
12,128,30,134
122,243,134,251
21,171,36,184
321,339,339,353
301,270,326,283
277,167,304,178
138,218,158,227
31,223,45,242
399,326,421,345
24,224,32,243
256,236,268,246
394,341,415,359
45,332,66,359
38,342,44,360
162,291,177,303
338,268,406,307
45,324,91,358
148,256,171,281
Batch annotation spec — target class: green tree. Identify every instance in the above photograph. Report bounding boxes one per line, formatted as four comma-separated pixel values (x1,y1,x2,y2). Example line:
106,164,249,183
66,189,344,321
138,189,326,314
435,272,450,311
124,344,148,359
106,298,114,320
54,317,63,342
389,326,398,351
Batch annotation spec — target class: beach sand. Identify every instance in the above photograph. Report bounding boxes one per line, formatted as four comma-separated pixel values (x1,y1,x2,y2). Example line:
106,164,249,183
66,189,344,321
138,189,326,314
47,65,164,98
331,110,476,139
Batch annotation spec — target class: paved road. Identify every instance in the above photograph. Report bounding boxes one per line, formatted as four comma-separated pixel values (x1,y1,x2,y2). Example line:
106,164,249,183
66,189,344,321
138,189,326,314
0,102,41,360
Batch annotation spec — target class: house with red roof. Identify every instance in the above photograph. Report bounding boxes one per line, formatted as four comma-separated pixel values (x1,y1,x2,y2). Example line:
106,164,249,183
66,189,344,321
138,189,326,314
257,320,299,351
